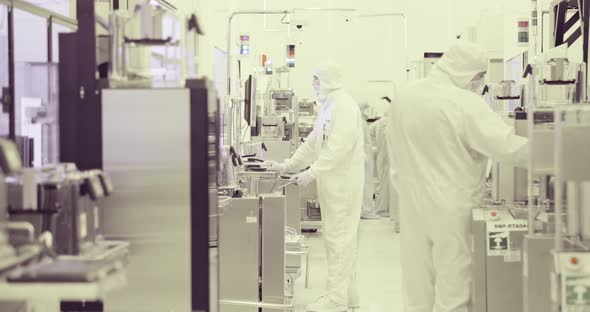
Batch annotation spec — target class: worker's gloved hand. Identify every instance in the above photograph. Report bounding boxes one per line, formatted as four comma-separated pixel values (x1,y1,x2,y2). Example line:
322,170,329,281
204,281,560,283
290,171,315,186
264,161,287,173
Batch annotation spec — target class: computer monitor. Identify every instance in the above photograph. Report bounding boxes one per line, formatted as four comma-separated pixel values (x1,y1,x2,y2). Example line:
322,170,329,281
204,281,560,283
244,75,257,126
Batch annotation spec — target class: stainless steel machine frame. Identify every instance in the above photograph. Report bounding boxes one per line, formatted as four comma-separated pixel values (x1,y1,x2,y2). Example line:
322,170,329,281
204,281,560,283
101,80,219,312
523,54,587,311
472,85,530,312
490,113,528,204
219,197,259,312
471,207,528,312
219,194,290,311
252,138,292,162
523,233,554,312
524,106,557,312
552,104,590,312
522,56,587,312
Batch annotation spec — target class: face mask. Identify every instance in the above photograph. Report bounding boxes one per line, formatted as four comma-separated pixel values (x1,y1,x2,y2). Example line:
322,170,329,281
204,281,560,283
312,83,320,97
313,82,329,103
312,78,320,96
313,77,335,103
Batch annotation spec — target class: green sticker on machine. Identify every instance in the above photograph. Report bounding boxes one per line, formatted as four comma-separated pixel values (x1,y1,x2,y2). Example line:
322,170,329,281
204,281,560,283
565,276,590,309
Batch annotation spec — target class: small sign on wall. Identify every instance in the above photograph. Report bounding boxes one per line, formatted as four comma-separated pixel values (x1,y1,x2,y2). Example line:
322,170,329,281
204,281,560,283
518,19,529,46
240,35,250,56
286,44,296,68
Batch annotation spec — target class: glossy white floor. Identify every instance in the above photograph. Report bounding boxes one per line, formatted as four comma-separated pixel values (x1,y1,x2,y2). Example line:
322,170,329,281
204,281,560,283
294,218,403,312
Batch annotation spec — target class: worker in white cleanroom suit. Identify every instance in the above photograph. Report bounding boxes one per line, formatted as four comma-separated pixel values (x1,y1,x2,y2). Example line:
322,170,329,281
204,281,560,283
359,102,380,219
370,99,400,231
267,62,365,312
388,41,528,312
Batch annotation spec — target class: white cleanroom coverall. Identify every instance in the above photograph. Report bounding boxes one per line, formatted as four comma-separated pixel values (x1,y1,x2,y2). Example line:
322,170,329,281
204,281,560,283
371,111,399,229
284,62,365,308
389,41,528,312
359,103,379,219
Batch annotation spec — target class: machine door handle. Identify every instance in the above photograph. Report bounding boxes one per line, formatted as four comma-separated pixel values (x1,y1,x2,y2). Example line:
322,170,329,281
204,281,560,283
1,87,11,113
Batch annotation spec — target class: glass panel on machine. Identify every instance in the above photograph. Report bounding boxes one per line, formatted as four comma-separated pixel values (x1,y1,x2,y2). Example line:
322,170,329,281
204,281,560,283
44,22,74,165
52,22,73,63
0,4,10,138
13,9,66,167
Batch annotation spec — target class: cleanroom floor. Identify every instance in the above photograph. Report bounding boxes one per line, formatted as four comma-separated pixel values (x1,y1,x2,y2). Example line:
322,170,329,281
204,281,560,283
294,218,402,312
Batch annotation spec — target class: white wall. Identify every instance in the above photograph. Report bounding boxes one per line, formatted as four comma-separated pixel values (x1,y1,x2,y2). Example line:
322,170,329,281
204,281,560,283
180,0,233,80
218,0,410,104
6,0,538,94
191,0,534,104
226,11,402,103
10,0,534,99
467,1,530,60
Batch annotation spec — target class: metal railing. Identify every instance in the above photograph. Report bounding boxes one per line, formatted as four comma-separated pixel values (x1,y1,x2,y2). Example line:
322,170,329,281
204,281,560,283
0,0,77,29
220,297,296,310
0,0,78,139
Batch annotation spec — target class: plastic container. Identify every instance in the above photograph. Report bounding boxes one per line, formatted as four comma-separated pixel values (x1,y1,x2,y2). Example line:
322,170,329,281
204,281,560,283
534,58,585,107
488,80,522,112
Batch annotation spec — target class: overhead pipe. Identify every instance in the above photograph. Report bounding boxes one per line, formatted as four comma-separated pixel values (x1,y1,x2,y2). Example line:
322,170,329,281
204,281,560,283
0,0,77,29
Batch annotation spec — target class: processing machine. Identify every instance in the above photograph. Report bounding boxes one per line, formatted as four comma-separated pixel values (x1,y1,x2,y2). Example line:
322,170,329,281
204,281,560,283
55,2,218,310
252,89,299,162
218,95,309,312
0,139,127,311
472,77,529,312
522,56,586,312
